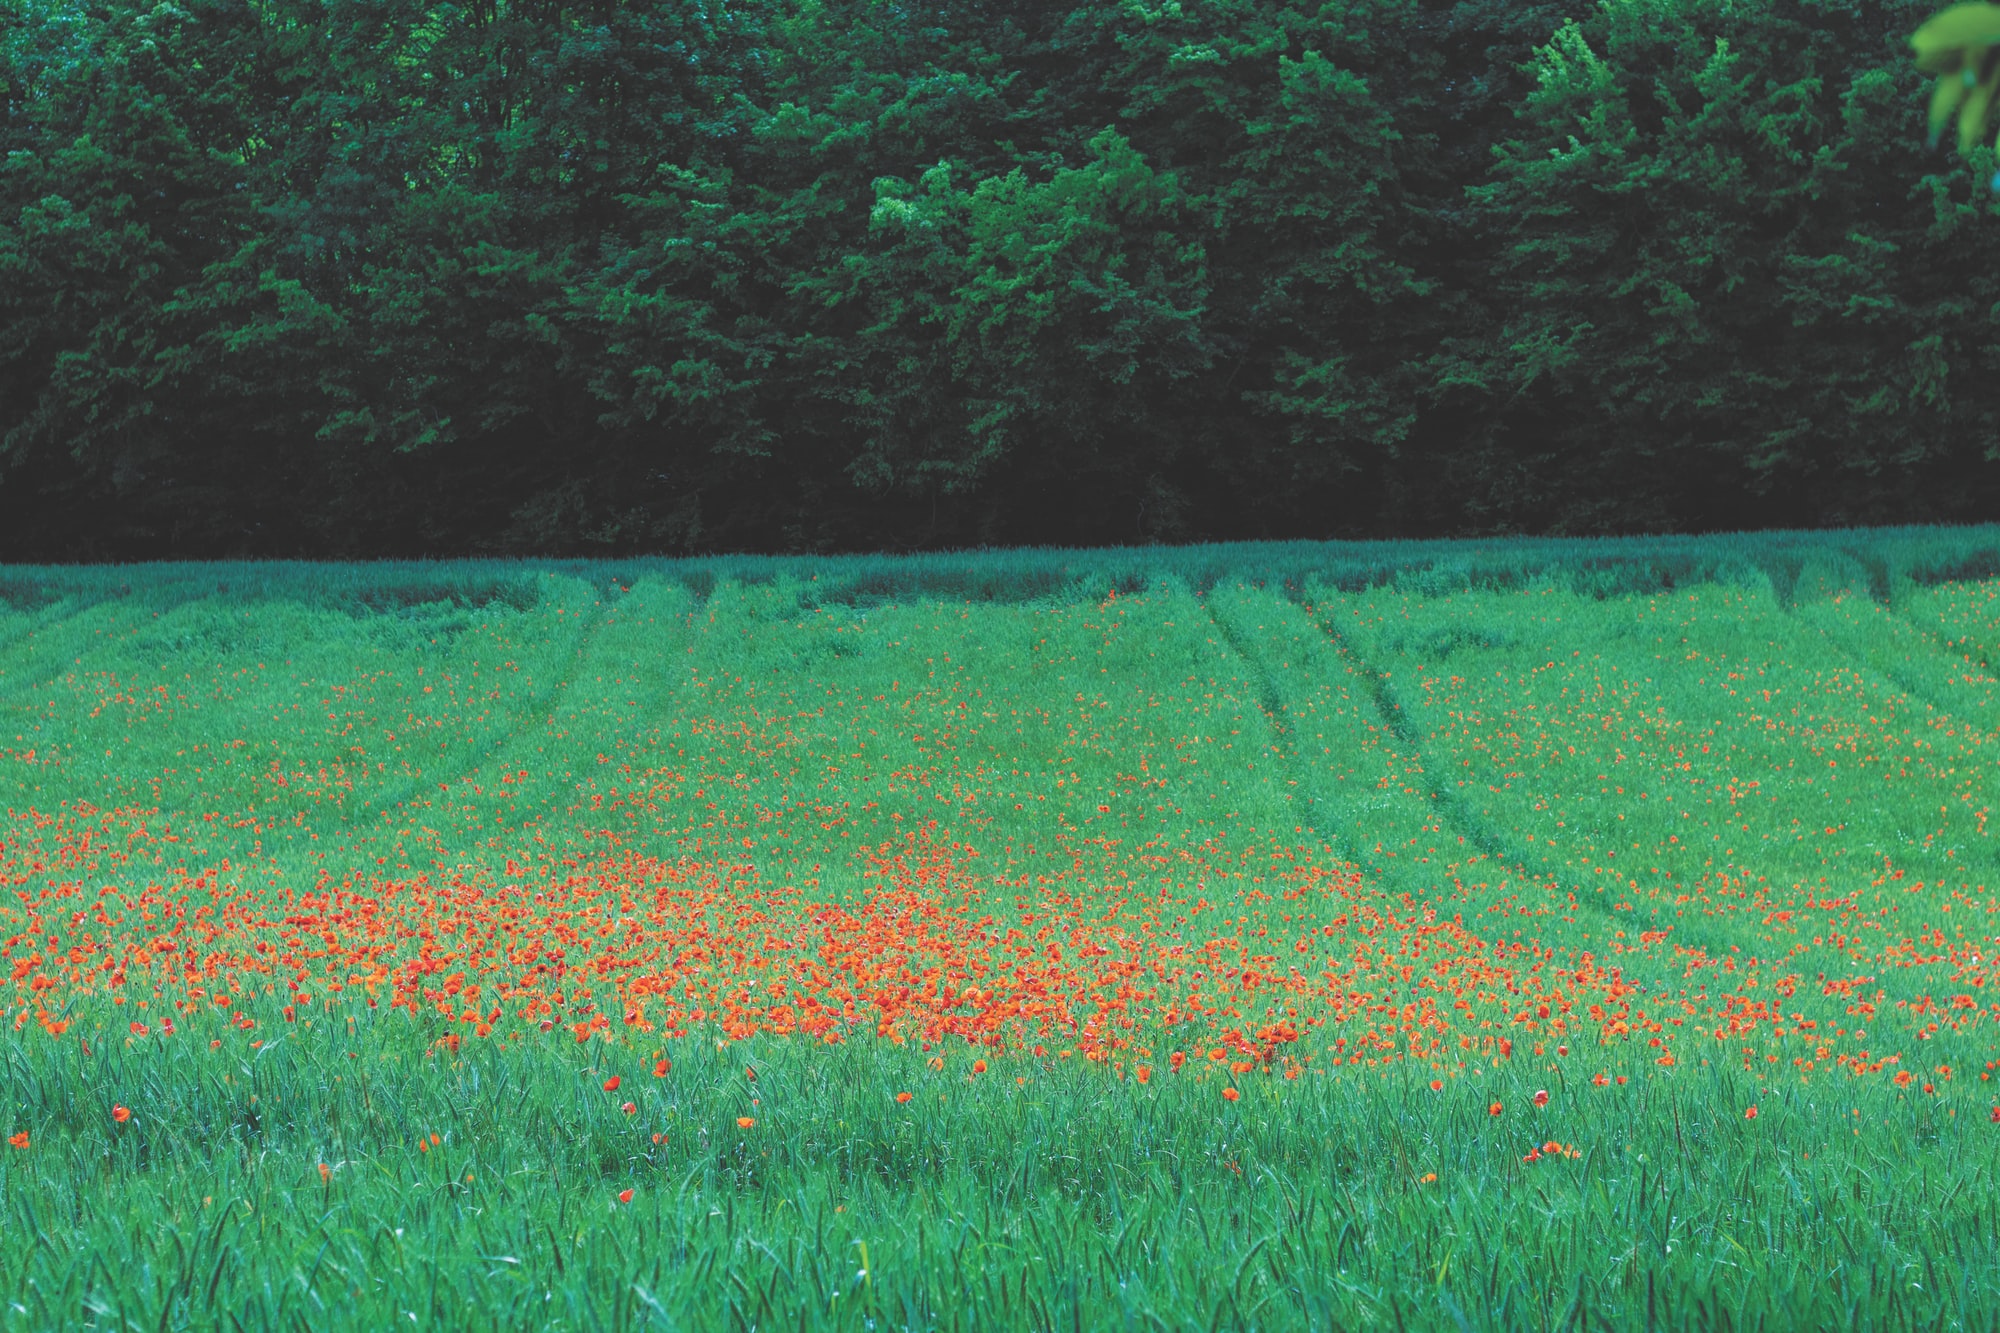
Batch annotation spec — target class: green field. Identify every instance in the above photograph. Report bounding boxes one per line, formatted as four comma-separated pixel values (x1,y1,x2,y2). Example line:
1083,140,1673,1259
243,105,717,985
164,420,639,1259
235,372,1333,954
7,528,2000,1330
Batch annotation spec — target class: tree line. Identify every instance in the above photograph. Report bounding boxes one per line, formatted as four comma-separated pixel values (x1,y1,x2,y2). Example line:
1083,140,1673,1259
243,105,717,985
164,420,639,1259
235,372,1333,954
1,0,1993,559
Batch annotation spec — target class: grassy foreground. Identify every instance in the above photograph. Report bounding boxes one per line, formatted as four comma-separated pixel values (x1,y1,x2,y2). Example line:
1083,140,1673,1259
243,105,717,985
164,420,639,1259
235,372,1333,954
7,1020,1993,1331
5,529,2000,1329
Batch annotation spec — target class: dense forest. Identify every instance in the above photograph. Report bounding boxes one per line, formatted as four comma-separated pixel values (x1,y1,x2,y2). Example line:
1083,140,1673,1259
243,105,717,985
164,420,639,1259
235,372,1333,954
1,0,1995,558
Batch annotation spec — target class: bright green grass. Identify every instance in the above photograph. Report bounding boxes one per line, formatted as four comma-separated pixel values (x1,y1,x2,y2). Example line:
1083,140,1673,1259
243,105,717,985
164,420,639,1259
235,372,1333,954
5,1018,1992,1332
5,528,2000,1330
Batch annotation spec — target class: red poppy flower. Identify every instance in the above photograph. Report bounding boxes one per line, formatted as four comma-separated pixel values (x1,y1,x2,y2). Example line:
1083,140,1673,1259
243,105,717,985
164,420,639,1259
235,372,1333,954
1489,1101,1503,1117
112,1105,131,1124
603,1076,621,1092
1222,1087,1241,1102
1745,1106,1759,1120
617,1189,634,1204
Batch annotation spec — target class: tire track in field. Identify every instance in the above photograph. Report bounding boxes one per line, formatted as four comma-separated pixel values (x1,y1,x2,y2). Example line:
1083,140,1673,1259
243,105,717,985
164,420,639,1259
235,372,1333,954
353,595,619,827
1290,595,1550,892
1209,586,1708,985
1886,585,2000,684
0,598,83,661
1203,585,1488,899
1300,594,1809,954
0,601,121,706
1788,600,2000,737
1198,589,1343,854
1787,598,2000,877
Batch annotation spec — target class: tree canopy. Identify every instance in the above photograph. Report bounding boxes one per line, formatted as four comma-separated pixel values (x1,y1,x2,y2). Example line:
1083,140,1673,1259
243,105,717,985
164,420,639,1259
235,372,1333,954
0,0,1990,558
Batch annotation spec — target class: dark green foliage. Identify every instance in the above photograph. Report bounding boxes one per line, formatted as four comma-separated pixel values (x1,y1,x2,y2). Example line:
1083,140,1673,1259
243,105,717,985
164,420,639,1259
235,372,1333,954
1459,0,2000,535
0,0,1990,558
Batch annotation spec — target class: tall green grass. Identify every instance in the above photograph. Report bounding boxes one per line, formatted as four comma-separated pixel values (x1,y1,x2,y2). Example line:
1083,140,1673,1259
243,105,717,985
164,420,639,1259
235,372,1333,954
7,526,2000,1329
5,1006,1997,1332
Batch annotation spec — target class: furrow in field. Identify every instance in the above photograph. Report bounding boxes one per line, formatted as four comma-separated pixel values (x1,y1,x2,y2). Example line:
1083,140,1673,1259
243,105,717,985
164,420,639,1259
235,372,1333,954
1307,582,1999,1003
0,579,629,885
378,584,617,804
1789,596,2000,739
1295,590,1569,905
0,597,88,665
1199,586,1327,837
537,578,1312,899
392,578,704,863
1901,580,2000,675
1203,583,1459,894
0,600,195,710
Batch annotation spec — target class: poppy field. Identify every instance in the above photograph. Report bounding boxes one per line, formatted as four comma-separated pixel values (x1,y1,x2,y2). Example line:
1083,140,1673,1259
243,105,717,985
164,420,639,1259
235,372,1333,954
6,538,2000,1330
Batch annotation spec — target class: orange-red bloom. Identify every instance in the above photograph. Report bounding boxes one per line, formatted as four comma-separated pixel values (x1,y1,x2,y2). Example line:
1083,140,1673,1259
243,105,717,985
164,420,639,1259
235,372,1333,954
1222,1087,1241,1102
1532,1089,1549,1107
6,1132,26,1151
736,1116,756,1129
896,1091,913,1103
1489,1101,1503,1117
1135,1065,1151,1084
112,1104,131,1124
603,1076,621,1092
617,1188,634,1204
1745,1106,1759,1120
